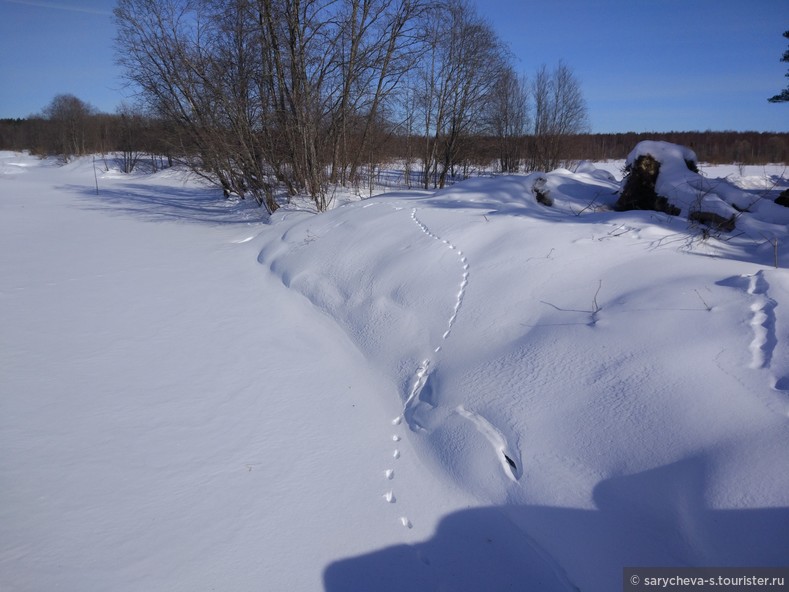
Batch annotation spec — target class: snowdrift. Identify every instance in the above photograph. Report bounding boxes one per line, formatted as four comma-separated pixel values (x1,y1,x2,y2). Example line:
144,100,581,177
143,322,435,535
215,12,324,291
261,162,789,590
2,151,788,592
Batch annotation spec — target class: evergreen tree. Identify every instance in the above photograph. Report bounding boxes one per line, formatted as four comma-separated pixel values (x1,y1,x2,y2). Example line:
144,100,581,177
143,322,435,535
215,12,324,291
768,30,789,103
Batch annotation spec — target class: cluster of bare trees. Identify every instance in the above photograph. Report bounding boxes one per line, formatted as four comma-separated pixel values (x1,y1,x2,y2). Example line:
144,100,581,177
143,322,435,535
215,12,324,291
114,0,431,212
9,3,786,210
0,0,593,208
112,0,589,211
529,62,589,171
487,67,528,173
411,1,507,188
42,94,96,159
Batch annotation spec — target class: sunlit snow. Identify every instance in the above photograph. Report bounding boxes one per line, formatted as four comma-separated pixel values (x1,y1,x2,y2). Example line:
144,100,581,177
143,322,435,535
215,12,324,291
2,151,788,592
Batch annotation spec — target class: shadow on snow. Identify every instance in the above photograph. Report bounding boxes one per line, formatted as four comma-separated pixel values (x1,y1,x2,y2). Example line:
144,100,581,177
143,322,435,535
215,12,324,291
324,457,789,592
59,181,265,225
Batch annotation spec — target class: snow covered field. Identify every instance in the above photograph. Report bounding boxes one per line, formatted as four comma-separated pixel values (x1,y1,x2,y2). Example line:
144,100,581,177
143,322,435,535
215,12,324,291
2,151,788,591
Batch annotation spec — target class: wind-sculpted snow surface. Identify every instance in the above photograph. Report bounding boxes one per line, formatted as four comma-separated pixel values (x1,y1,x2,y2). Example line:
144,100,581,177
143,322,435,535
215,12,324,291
3,153,788,592
261,167,789,591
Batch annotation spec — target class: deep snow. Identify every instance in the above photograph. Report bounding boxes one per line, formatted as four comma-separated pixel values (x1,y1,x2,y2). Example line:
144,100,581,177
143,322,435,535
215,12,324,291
1,151,788,592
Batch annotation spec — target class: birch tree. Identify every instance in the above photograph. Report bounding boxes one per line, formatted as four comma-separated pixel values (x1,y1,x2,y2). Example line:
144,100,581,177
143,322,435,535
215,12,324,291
415,0,506,188
529,62,589,172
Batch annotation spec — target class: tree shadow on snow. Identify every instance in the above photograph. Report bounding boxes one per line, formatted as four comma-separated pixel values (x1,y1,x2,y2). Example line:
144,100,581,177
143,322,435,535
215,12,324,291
323,457,789,592
59,182,263,225
404,175,789,268
399,175,629,229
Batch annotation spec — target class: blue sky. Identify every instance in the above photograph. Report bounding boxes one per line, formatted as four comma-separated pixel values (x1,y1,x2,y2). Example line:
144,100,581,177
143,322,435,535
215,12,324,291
0,0,786,132
484,0,788,132
0,1,117,117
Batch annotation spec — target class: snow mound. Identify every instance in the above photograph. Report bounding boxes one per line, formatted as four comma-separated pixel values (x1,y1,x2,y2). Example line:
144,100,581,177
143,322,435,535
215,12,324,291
627,140,699,171
262,169,789,590
575,160,618,182
618,141,770,232
3,153,789,592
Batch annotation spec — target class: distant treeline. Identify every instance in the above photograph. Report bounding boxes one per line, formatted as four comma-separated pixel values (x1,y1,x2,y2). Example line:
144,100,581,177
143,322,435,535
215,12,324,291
380,131,788,166
2,115,785,170
563,131,789,165
0,106,175,174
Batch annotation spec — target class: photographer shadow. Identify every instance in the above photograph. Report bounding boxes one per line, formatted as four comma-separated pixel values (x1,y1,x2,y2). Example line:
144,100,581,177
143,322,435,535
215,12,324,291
324,457,789,592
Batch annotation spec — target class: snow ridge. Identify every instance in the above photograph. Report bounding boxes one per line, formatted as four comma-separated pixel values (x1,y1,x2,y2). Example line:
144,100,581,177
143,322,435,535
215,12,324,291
743,271,789,404
746,271,777,371
456,405,522,481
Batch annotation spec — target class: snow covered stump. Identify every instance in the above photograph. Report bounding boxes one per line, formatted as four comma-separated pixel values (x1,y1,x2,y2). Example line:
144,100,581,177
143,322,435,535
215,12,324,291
615,140,741,233
615,152,681,216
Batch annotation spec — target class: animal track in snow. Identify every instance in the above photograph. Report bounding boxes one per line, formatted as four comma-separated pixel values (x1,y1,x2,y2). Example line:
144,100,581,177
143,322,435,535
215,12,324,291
409,208,469,347
403,358,432,429
457,405,522,481
401,208,471,429
743,272,789,413
720,271,787,407
745,271,778,371
380,205,472,530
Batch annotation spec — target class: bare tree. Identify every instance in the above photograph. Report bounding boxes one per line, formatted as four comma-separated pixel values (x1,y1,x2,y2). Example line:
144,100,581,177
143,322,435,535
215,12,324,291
256,0,429,207
529,61,589,172
42,94,96,161
115,102,145,173
328,0,429,187
114,1,234,191
487,66,528,172
415,0,507,188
